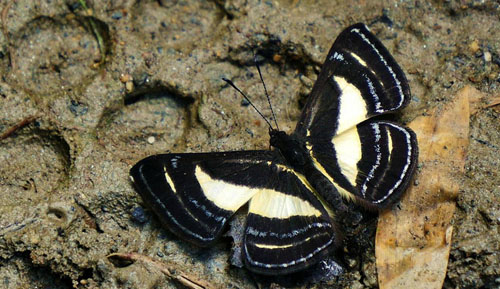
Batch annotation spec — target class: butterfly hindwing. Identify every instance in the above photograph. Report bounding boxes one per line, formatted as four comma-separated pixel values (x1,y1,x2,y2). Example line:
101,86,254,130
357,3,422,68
353,121,418,207
305,121,418,209
243,164,338,275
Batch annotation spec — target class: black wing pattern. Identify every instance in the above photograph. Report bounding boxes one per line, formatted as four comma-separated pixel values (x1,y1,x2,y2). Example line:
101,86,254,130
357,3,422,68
242,162,338,275
294,23,417,209
131,151,272,246
296,23,411,138
130,151,338,274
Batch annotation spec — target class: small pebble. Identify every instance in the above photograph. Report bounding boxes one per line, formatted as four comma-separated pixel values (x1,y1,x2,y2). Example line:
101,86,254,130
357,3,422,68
484,51,492,62
111,11,123,20
147,136,155,144
119,73,131,83
469,40,479,53
241,98,250,106
131,207,148,224
125,81,134,92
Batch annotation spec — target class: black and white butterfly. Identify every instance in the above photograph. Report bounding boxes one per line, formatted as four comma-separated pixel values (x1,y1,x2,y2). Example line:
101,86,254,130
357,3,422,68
130,23,418,275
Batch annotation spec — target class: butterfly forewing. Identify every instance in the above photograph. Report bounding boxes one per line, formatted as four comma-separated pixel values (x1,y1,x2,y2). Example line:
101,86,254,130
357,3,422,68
130,151,273,246
295,23,411,138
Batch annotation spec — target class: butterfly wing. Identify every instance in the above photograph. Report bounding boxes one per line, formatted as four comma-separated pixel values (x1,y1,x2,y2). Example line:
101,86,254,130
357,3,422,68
307,121,418,209
295,23,411,138
130,151,275,246
130,151,338,274
243,164,338,275
294,23,417,209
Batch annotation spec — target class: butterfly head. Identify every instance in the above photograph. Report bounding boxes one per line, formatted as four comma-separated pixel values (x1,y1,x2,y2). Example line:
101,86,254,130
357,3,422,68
269,129,307,168
269,129,285,146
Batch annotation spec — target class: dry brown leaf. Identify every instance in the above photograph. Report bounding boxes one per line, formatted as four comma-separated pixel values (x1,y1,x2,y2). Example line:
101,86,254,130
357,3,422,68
375,86,472,289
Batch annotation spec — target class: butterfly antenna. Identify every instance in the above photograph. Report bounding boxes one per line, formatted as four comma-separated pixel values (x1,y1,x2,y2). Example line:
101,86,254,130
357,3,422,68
254,54,280,131
222,78,274,130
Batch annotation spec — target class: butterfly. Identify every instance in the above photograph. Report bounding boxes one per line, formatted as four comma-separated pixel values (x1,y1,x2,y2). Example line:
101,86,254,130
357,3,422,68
129,23,418,275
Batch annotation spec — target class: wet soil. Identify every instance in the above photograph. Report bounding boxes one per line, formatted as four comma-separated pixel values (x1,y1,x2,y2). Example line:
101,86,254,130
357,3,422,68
0,1,499,288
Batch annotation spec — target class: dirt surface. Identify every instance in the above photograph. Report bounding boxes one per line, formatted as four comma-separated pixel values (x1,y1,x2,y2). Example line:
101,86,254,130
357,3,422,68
0,0,499,288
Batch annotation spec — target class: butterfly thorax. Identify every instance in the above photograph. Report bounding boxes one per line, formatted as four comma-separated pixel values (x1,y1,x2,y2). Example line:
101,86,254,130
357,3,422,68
269,129,308,170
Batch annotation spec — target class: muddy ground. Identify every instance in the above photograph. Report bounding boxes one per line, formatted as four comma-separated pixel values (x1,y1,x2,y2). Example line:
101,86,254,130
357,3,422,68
0,0,499,288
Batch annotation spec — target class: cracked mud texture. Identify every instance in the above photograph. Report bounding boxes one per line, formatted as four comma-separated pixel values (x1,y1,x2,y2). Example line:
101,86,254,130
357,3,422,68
0,0,499,288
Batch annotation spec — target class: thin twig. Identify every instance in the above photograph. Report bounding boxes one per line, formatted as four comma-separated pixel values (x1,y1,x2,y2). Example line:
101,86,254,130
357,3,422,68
77,0,106,66
484,96,500,108
1,1,16,70
107,252,215,289
0,115,38,140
